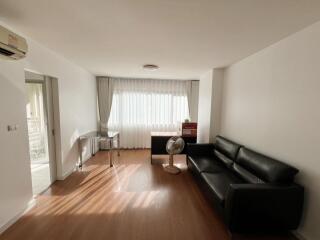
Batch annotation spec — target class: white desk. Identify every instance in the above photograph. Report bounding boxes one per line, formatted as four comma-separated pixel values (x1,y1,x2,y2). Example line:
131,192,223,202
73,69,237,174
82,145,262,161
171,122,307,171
78,131,120,169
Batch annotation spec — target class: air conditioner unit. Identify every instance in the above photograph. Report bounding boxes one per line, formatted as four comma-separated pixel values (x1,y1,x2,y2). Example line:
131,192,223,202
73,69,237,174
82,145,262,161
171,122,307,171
0,25,28,60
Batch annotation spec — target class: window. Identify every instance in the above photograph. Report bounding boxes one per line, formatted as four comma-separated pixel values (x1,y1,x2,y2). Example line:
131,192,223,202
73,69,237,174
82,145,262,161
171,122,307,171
108,78,190,148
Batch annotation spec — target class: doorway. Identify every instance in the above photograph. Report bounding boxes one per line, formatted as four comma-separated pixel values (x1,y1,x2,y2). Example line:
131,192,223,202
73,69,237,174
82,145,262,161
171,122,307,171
25,71,57,195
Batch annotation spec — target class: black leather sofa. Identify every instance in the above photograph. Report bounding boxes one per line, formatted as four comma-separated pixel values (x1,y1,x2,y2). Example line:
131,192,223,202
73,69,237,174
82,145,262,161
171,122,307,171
187,136,304,233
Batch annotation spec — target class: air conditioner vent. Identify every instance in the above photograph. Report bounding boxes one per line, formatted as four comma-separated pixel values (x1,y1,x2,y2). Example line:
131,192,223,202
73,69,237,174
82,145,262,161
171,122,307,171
0,47,14,56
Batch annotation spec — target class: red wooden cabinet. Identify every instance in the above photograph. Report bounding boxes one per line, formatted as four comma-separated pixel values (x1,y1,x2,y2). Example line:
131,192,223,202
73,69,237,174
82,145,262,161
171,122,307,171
182,122,197,137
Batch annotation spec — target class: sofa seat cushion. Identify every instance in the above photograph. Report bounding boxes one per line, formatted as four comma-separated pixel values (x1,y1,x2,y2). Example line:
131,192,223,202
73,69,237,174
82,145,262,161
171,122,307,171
201,172,244,205
188,156,225,173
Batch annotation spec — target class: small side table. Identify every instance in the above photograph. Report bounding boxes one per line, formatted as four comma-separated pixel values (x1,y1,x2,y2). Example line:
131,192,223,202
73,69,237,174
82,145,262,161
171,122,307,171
78,131,120,169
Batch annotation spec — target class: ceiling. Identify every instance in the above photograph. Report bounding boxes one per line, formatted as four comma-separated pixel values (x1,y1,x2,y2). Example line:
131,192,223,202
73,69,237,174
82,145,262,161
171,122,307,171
1,0,320,79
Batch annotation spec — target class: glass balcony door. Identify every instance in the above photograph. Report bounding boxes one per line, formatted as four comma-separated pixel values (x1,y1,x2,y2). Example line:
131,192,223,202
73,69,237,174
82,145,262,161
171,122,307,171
26,81,51,195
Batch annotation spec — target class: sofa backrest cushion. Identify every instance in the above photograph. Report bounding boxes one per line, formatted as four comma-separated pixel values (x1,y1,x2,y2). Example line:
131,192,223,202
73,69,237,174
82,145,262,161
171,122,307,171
214,150,233,168
232,163,265,184
214,136,241,168
235,147,299,183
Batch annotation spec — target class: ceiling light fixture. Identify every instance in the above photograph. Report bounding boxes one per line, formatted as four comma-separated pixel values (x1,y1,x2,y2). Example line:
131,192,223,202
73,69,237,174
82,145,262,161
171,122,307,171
143,64,159,71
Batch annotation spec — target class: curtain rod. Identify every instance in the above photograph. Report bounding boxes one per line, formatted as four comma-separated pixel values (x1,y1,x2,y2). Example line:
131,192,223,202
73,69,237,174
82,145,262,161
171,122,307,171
96,76,199,82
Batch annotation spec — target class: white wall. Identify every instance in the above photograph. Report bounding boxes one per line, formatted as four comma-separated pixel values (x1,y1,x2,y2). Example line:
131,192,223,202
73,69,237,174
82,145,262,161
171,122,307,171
197,70,214,143
0,60,33,233
220,21,320,240
197,69,223,143
0,22,97,232
210,69,223,142
24,37,97,179
190,80,199,122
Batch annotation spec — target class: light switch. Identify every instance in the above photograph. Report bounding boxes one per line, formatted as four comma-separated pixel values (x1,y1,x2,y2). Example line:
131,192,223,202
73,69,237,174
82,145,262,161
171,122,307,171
7,125,18,131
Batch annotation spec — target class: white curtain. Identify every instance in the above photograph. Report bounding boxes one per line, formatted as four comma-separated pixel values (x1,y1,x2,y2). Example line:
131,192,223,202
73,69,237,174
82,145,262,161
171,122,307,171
108,78,190,148
97,76,114,134
186,80,192,118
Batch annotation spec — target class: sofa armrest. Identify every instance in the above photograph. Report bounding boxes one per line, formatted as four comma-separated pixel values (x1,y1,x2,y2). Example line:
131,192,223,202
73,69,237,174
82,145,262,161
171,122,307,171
225,183,304,232
186,143,214,157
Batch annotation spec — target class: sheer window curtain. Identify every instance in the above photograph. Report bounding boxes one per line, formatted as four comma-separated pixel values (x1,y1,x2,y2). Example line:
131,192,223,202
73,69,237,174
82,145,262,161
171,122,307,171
108,78,190,148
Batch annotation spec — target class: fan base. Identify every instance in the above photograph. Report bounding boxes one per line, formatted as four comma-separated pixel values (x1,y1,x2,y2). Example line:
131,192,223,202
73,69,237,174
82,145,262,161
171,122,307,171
163,165,181,174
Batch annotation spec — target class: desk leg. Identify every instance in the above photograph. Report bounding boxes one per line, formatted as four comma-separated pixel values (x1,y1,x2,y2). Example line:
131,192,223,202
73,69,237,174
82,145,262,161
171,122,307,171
109,139,113,167
91,138,94,156
92,137,96,156
117,134,120,156
78,138,83,170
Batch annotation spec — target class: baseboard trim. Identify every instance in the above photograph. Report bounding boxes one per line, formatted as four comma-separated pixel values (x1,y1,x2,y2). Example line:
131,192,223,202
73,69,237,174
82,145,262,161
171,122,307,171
0,198,36,235
57,153,97,181
57,167,75,181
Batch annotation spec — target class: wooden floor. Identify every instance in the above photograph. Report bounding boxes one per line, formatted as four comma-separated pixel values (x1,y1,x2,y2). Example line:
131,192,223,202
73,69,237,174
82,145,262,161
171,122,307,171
0,150,297,240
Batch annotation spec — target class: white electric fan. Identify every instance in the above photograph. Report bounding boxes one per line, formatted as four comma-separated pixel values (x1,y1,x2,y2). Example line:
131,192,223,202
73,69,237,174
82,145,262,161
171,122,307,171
164,136,185,174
